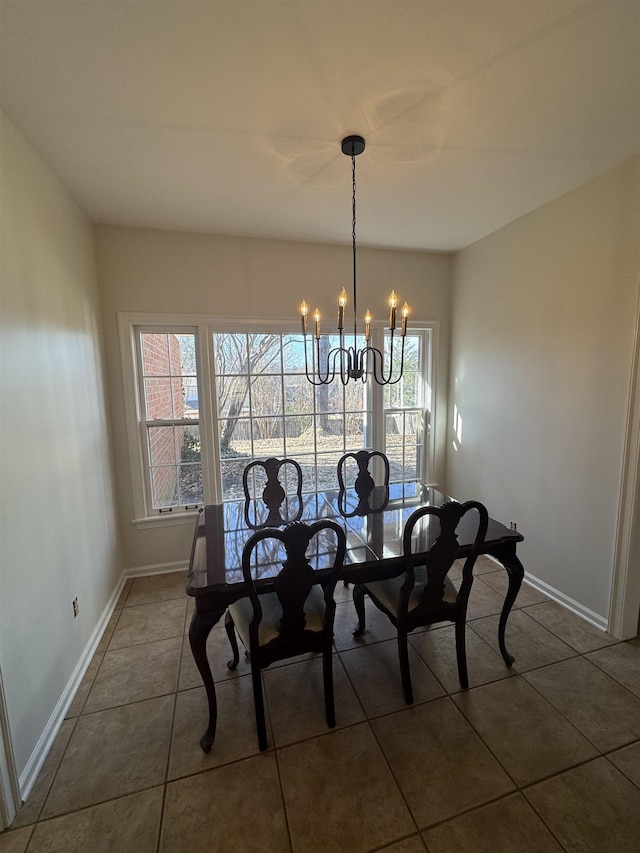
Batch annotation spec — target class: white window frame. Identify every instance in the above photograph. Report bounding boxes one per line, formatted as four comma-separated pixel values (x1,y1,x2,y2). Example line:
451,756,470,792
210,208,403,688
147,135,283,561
119,312,439,526
380,326,435,486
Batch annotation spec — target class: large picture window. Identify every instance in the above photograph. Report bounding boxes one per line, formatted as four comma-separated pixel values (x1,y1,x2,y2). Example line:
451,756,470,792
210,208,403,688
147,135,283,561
120,315,435,522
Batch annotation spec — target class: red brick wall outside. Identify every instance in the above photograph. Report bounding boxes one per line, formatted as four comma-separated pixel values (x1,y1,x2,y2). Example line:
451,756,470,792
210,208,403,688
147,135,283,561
141,333,187,507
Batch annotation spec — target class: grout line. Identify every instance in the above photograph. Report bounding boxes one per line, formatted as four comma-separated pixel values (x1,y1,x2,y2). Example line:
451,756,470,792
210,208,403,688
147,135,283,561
7,575,640,850
271,731,295,853
155,681,181,853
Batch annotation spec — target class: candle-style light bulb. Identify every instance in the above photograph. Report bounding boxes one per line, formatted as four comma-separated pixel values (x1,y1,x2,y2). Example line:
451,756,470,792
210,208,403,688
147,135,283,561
401,302,410,336
300,300,308,335
389,290,397,330
364,309,372,341
313,308,321,340
338,287,347,331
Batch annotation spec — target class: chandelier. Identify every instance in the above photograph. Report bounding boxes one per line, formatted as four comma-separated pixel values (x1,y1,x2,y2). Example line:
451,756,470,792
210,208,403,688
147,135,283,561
299,135,409,385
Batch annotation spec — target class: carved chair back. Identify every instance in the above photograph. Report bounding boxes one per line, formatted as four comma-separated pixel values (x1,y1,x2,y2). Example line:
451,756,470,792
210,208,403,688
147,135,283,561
337,450,390,515
241,519,346,659
401,499,488,626
242,456,303,527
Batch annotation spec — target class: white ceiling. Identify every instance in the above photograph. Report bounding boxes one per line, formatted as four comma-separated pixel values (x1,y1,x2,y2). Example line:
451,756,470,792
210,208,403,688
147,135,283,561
1,1,639,252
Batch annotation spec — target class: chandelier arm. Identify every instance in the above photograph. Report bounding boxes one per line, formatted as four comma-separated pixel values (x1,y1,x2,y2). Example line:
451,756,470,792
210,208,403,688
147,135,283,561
360,337,406,385
317,336,336,384
361,344,384,384
302,333,332,386
329,344,350,386
384,335,406,385
360,347,369,383
302,333,321,386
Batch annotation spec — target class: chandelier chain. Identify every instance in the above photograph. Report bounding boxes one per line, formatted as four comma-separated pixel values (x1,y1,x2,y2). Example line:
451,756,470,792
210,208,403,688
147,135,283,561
351,149,358,340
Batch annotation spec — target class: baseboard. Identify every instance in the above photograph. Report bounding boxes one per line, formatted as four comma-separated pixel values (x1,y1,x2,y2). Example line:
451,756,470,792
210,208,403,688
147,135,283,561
18,573,128,800
524,574,609,631
482,555,609,632
17,563,189,799
0,669,21,827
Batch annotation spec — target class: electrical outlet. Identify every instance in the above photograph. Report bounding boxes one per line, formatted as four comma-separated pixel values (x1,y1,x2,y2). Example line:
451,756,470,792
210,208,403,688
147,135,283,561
72,597,79,618
509,521,518,531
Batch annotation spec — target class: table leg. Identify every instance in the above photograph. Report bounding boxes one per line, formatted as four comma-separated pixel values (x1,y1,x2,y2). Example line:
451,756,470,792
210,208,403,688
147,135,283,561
188,606,226,752
490,547,525,666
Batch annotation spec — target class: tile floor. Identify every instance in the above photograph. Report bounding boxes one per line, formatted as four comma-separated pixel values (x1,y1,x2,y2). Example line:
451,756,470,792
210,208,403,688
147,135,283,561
2,557,640,853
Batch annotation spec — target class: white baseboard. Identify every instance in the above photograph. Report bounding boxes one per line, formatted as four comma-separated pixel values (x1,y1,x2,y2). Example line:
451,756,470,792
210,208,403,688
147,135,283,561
17,563,189,800
18,573,128,800
523,573,609,632
482,554,609,632
0,669,21,827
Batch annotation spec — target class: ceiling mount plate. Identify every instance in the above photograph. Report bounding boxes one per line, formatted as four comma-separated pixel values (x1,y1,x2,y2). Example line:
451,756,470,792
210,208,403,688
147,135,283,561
341,135,365,156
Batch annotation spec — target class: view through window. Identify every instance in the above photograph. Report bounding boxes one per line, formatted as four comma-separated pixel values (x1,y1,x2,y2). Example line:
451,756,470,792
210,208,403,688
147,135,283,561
138,331,202,511
133,324,430,514
214,332,371,500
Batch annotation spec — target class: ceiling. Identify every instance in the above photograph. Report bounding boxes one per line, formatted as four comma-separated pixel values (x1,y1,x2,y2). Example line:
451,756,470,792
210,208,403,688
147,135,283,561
1,1,639,252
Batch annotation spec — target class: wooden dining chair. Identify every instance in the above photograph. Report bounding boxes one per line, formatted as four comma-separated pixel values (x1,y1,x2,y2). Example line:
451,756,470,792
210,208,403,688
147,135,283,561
352,499,488,703
226,519,347,751
242,456,303,528
337,449,390,496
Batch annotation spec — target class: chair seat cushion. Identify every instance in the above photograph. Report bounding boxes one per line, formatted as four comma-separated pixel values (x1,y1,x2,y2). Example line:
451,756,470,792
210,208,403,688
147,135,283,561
228,585,326,648
363,567,457,617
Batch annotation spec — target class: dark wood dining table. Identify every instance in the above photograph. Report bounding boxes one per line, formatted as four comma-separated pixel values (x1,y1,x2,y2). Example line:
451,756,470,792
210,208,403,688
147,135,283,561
186,483,525,752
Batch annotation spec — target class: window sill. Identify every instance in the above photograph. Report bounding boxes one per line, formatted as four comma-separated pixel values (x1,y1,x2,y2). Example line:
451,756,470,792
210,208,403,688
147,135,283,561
133,511,200,529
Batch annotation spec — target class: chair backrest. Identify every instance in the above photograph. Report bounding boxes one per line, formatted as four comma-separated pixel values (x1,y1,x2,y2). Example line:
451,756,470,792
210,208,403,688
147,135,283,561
241,519,347,644
401,499,488,612
337,450,390,496
242,457,303,527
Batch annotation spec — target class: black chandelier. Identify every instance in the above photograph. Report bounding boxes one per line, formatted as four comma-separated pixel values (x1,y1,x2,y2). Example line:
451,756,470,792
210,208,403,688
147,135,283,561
299,135,409,385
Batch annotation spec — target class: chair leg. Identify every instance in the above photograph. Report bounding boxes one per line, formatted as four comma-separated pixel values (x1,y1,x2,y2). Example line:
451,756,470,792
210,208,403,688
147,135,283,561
225,611,240,670
322,645,336,728
352,584,367,637
251,662,268,751
398,629,414,704
455,617,469,689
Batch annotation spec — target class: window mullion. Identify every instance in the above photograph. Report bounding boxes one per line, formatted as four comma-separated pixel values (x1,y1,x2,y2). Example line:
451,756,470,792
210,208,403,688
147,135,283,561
198,325,219,503
370,326,384,453
279,338,287,459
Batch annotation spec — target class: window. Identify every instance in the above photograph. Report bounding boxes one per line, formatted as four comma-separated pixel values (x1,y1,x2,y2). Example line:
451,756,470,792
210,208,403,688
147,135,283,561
120,315,435,522
384,332,425,484
135,329,203,512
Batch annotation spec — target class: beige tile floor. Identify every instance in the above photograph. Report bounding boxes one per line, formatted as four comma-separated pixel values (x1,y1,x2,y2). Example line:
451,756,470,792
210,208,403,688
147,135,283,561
2,558,640,853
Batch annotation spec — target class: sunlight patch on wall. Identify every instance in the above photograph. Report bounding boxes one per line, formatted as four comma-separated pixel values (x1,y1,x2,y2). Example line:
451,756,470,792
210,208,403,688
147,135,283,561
452,403,463,452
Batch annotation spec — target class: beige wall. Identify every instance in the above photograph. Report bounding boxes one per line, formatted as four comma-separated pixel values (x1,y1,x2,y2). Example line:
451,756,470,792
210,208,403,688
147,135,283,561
95,225,451,570
448,156,640,622
0,114,121,782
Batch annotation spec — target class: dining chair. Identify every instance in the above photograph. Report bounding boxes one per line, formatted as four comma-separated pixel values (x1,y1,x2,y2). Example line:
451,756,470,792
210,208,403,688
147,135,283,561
226,519,347,751
337,449,390,496
352,499,488,703
242,456,303,528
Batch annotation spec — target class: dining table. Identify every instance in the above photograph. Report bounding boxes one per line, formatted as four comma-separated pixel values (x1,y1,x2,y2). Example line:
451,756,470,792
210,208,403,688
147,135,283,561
186,482,525,752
